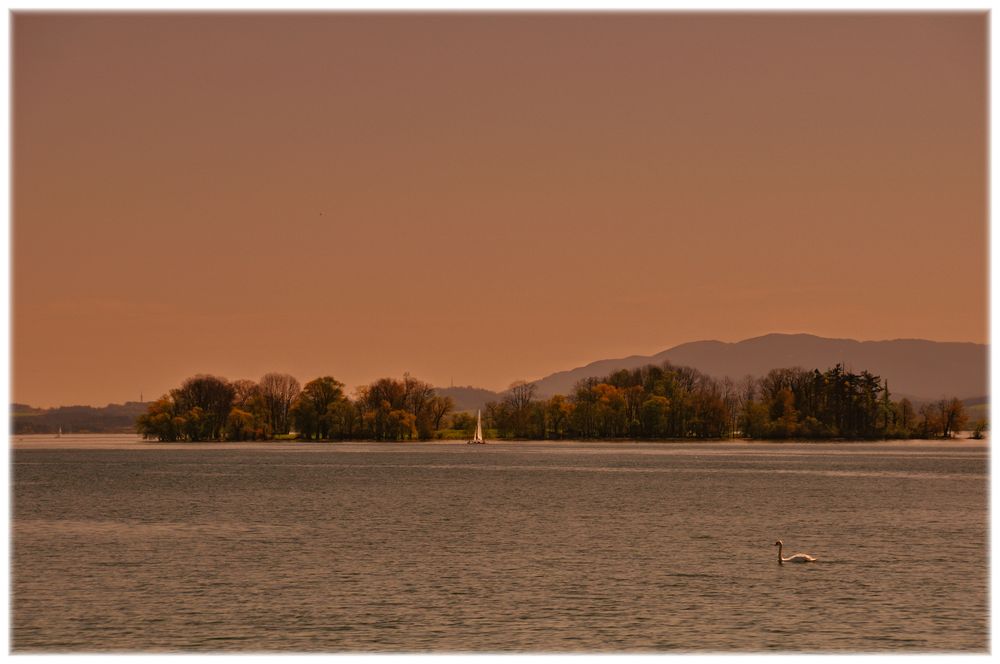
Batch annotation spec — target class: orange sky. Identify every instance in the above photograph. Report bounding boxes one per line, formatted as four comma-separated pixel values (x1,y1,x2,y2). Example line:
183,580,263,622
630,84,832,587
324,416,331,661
13,12,987,407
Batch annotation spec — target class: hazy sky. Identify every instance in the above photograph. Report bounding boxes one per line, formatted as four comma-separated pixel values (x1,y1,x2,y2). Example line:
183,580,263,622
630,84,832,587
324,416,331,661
13,12,987,407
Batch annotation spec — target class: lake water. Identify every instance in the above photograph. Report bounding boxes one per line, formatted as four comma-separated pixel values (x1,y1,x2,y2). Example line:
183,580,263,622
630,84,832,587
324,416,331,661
12,435,988,652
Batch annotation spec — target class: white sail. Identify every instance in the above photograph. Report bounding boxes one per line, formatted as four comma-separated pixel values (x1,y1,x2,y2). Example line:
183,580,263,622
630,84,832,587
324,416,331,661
467,409,485,444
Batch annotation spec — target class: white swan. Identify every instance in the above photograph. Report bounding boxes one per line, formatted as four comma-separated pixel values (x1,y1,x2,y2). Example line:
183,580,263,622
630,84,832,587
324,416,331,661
774,539,816,564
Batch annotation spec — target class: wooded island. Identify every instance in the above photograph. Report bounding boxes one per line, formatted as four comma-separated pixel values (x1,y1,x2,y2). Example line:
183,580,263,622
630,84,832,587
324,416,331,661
135,362,982,442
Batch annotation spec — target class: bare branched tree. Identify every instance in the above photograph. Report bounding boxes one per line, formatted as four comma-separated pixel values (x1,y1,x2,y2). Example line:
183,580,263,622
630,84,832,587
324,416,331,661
259,372,301,435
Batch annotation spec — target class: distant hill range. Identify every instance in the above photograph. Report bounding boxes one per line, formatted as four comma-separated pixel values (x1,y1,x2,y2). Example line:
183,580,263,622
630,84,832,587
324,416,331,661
435,386,503,412
11,401,148,435
530,333,987,403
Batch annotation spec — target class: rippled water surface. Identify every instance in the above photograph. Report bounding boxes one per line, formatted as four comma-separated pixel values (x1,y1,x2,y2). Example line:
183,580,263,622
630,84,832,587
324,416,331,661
12,435,988,651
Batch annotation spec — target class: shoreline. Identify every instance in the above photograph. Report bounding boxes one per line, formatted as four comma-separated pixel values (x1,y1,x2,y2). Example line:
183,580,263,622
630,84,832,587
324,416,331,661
11,433,989,450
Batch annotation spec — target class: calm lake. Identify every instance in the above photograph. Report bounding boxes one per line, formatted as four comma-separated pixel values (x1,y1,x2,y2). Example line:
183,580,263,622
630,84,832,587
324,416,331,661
12,435,988,652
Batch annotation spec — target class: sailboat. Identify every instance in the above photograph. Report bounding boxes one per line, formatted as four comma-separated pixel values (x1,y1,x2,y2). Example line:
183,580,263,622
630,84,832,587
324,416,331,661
467,409,486,445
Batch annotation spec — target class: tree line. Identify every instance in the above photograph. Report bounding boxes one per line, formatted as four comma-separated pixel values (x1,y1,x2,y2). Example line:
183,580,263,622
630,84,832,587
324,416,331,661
137,372,454,442
481,363,977,440
137,362,982,442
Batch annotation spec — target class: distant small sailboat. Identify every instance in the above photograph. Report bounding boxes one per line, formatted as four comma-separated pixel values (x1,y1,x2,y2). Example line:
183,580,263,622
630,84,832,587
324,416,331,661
467,409,486,445
56,427,62,438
